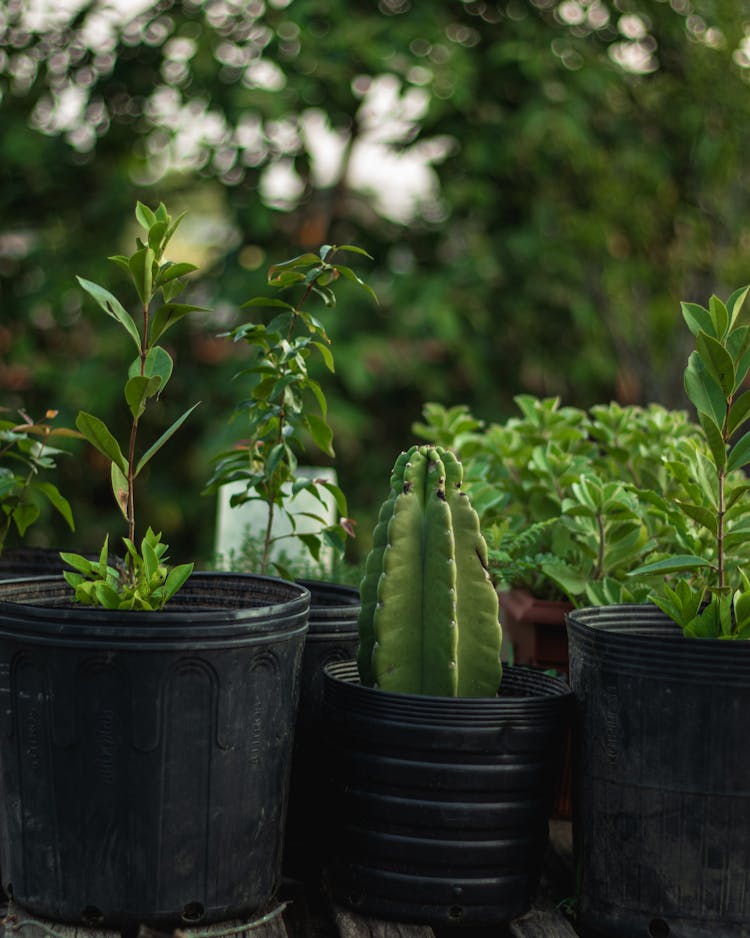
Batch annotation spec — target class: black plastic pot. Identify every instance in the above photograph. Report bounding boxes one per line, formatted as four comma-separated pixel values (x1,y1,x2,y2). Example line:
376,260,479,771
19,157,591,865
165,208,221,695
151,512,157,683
0,547,70,579
0,572,310,929
283,579,360,881
567,604,750,938
321,661,572,927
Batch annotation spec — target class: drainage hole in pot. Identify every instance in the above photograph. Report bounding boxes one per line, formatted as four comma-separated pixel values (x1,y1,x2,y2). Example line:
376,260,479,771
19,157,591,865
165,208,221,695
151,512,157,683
182,902,205,923
81,906,105,927
648,919,670,938
448,906,464,921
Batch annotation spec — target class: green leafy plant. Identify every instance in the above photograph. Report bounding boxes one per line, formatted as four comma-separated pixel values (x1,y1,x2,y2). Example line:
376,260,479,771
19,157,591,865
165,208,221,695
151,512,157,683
206,244,376,579
0,408,77,555
62,202,205,610
415,397,709,606
632,287,750,638
357,444,502,697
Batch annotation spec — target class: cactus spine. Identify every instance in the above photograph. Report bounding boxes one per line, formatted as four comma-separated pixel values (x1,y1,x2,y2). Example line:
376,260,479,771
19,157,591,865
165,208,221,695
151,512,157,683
357,444,502,697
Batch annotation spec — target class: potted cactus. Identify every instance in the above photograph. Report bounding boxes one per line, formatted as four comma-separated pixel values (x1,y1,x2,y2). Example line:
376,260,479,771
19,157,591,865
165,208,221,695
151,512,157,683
322,445,572,927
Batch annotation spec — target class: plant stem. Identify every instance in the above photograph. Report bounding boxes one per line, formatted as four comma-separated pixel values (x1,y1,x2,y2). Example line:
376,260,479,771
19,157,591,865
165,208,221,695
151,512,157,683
258,278,317,575
125,302,150,567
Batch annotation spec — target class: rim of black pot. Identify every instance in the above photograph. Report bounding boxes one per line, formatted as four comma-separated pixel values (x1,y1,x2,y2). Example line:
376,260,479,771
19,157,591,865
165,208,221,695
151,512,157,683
323,659,571,723
296,578,360,633
566,602,750,681
0,571,311,646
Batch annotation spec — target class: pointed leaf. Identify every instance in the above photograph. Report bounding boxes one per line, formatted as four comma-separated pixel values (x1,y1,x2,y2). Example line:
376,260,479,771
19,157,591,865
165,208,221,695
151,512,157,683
134,402,200,477
708,295,729,339
35,481,75,530
150,303,208,344
684,351,726,427
697,410,726,471
628,555,714,576
306,413,335,457
727,285,750,329
129,246,155,305
129,346,174,395
136,202,157,229
125,375,161,419
158,262,197,284
727,430,750,473
111,462,129,520
727,390,750,437
681,301,714,337
77,277,141,351
76,412,128,474
696,331,735,396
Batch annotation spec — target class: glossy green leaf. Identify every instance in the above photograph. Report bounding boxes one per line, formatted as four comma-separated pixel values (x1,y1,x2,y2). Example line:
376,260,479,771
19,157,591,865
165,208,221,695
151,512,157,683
77,277,141,351
697,409,726,471
135,201,157,229
306,413,335,457
35,481,74,530
727,430,750,472
695,330,735,396
684,351,726,427
134,402,200,477
708,295,729,338
129,246,155,305
727,390,750,436
76,411,128,474
150,303,209,344
681,301,714,337
628,554,713,576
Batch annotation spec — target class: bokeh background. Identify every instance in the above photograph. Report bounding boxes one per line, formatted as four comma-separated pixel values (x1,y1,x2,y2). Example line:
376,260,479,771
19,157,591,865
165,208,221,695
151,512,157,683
3,0,750,568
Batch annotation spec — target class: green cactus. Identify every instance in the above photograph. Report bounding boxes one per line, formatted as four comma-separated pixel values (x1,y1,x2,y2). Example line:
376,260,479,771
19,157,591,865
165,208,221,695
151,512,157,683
357,444,503,697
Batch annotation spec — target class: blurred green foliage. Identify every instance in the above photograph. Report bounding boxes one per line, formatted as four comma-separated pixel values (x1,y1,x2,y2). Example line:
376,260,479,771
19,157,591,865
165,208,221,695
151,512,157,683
3,0,750,566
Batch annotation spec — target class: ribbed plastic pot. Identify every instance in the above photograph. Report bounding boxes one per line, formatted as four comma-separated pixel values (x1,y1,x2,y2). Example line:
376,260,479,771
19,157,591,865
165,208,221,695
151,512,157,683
322,661,572,927
0,547,71,579
283,579,360,880
0,572,310,929
567,604,750,938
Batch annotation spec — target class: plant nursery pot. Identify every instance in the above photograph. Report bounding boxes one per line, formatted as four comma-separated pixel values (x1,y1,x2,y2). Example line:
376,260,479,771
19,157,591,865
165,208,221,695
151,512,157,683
321,660,572,927
0,547,72,580
283,579,360,880
0,572,310,929
567,604,750,938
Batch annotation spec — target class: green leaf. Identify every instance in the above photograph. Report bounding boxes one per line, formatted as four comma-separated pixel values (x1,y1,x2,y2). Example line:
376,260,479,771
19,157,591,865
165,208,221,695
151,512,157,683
681,301,714,337
697,409,726,471
684,351,726,427
12,502,39,537
129,246,155,305
136,201,157,229
727,390,750,436
333,264,378,302
336,244,374,259
108,254,131,275
125,375,161,419
150,303,208,344
111,462,129,520
628,554,714,577
696,331,735,396
76,411,128,474
708,295,729,338
306,413,335,457
60,551,95,575
76,277,141,351
129,346,174,395
727,430,750,473
674,500,718,535
35,481,75,530
147,221,167,253
134,402,200,477
312,341,335,372
727,285,750,329
162,562,194,602
158,262,197,284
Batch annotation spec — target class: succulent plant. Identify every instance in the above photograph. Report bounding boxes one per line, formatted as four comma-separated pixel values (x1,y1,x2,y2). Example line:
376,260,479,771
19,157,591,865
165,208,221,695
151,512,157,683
357,444,502,697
